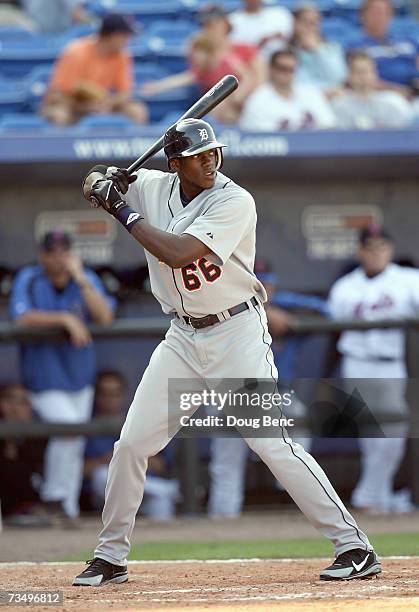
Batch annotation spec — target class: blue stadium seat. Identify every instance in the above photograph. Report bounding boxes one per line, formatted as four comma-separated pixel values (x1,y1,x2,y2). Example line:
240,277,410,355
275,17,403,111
0,112,51,131
86,0,184,24
322,17,360,46
155,109,189,127
331,0,410,24
141,85,198,122
155,110,221,129
389,16,419,38
133,63,170,86
0,27,34,41
133,63,199,122
21,65,53,112
268,0,334,12
179,0,241,14
58,23,97,43
143,19,198,72
0,36,62,78
0,77,25,115
76,113,137,131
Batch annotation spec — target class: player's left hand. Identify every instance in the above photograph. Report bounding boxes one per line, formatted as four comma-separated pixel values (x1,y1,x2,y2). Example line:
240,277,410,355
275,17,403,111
90,178,127,214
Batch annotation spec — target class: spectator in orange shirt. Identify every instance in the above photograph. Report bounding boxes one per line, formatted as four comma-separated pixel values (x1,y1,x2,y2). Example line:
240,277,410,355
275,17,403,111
42,13,148,125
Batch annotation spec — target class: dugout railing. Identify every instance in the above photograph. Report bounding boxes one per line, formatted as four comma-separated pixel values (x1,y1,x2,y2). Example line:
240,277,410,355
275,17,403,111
0,316,418,512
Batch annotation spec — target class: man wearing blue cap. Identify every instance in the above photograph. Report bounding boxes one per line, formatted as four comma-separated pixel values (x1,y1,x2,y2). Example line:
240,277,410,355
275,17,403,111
10,231,115,523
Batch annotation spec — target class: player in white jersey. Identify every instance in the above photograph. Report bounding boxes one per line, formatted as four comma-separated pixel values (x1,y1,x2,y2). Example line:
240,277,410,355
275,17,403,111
329,226,419,514
73,119,380,586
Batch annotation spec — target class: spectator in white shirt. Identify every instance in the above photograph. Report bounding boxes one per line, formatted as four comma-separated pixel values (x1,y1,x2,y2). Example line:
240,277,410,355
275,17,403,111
229,0,293,57
240,48,336,131
332,50,412,129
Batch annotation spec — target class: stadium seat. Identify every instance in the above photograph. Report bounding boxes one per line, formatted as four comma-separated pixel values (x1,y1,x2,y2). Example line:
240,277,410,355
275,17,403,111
86,0,184,24
179,0,241,14
0,77,25,115
132,63,198,122
331,0,410,24
76,113,137,131
0,36,61,78
270,0,334,12
137,75,199,123
389,16,419,38
143,19,198,72
133,63,170,87
322,17,360,46
58,23,97,43
0,27,34,41
155,109,189,127
20,65,53,112
0,112,51,131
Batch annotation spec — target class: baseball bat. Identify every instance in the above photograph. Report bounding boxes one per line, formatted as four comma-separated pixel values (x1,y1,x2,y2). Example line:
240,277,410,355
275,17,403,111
126,74,239,174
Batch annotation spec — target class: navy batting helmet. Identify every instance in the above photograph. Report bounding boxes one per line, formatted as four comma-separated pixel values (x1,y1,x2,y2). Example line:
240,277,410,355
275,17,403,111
163,118,225,169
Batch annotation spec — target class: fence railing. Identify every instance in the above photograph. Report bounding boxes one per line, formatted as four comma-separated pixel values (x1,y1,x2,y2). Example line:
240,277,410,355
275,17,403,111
1,315,419,343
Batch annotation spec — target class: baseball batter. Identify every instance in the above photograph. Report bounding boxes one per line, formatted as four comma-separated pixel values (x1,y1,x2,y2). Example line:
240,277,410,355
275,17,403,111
329,226,419,514
73,119,380,586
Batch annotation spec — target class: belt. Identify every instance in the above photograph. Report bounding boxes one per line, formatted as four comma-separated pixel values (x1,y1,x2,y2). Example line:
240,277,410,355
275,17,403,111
180,296,259,330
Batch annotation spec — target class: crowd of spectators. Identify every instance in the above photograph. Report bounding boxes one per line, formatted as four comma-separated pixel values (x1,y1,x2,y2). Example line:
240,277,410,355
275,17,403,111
1,0,419,129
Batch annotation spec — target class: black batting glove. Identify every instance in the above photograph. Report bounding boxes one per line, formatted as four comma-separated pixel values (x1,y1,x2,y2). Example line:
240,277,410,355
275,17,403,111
104,167,137,194
90,178,129,215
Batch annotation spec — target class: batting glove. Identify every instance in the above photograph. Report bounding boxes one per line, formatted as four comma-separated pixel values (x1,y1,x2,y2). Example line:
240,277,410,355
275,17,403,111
90,178,144,233
90,178,127,214
104,166,137,194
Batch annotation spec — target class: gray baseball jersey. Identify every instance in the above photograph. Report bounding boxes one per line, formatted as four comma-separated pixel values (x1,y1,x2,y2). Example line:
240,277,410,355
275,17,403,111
125,169,267,318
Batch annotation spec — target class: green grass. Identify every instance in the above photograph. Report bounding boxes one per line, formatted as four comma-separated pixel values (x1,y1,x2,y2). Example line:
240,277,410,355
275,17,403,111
62,531,418,562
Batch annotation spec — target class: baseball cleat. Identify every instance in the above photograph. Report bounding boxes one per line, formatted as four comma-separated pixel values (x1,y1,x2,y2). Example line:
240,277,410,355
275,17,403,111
320,548,381,581
72,557,128,587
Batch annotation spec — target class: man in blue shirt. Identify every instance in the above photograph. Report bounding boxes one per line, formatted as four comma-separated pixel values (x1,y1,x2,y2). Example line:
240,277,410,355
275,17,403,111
10,230,115,521
349,0,419,90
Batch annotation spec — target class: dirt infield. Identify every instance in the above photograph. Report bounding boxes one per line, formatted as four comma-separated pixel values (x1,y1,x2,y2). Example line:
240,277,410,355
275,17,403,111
1,558,418,612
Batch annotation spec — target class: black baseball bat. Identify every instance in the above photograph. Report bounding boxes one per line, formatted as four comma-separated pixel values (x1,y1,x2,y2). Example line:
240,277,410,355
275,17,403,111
126,74,238,174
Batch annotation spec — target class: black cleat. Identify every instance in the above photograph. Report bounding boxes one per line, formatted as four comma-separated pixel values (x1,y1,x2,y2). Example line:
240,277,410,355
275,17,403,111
72,557,128,587
320,548,381,581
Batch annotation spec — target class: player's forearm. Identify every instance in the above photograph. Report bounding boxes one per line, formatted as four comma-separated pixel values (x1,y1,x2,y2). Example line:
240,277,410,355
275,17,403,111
76,278,114,325
130,220,209,268
15,311,70,328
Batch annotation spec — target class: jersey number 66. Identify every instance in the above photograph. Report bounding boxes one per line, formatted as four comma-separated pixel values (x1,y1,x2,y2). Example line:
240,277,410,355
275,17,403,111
181,258,222,291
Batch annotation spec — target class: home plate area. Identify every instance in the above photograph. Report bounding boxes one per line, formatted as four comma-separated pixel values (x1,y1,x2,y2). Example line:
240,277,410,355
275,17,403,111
0,558,418,611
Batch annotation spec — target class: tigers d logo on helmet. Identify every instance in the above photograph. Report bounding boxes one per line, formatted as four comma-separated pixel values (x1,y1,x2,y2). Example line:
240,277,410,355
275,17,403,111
163,118,226,169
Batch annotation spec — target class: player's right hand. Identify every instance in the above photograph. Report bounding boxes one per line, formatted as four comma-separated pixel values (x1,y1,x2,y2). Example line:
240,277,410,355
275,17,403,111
105,166,137,194
61,313,92,348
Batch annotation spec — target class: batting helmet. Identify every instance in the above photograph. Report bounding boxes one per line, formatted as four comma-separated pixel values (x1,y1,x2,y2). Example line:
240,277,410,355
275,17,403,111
163,118,225,169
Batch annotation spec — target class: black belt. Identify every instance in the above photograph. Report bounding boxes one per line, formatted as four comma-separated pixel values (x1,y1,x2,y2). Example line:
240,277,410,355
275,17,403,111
181,296,259,329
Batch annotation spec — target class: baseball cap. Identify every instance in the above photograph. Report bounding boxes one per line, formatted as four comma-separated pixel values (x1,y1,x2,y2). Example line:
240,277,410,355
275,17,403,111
99,13,136,37
40,231,72,251
197,3,229,25
359,225,392,246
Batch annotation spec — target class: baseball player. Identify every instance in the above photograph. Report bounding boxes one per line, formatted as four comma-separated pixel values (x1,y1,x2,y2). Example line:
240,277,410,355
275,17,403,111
73,118,380,586
329,226,419,514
